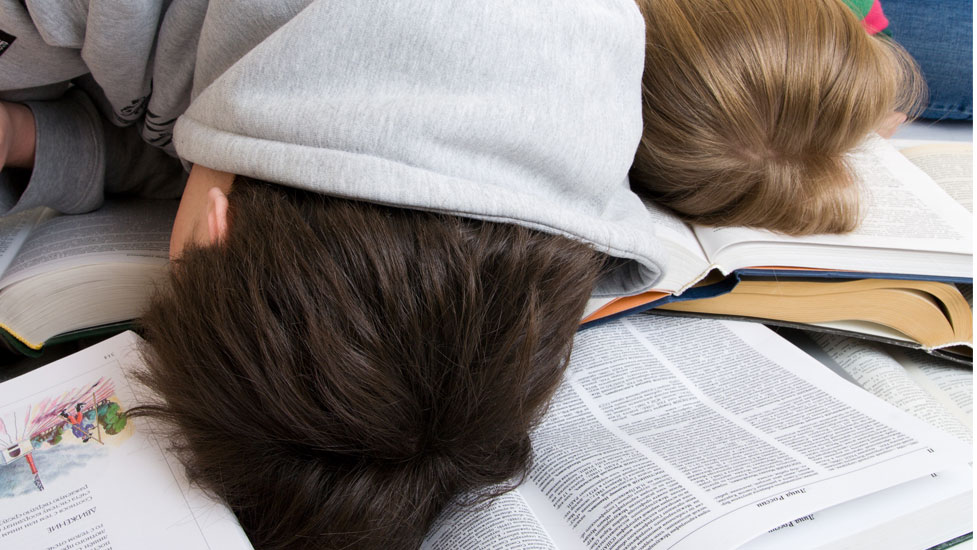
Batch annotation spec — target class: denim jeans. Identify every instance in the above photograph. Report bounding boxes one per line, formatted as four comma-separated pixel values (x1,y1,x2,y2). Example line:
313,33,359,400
884,0,973,120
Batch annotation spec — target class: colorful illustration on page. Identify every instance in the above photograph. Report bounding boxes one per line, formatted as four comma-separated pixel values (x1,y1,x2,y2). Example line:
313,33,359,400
0,377,133,498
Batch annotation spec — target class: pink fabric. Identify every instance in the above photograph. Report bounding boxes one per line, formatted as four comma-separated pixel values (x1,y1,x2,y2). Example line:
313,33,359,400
861,0,889,35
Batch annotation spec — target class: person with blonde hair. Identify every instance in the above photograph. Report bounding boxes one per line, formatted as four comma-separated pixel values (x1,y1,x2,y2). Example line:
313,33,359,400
631,0,925,235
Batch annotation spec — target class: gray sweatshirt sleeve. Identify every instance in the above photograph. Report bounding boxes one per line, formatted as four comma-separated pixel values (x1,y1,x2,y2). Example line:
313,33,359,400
0,88,186,215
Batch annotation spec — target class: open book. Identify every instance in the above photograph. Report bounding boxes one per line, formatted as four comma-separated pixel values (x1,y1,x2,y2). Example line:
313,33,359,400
739,329,974,549
0,199,177,356
788,331,972,444
584,138,973,360
423,315,972,549
0,331,253,549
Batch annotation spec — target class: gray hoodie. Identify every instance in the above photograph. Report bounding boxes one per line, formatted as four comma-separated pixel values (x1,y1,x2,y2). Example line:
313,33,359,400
0,0,666,296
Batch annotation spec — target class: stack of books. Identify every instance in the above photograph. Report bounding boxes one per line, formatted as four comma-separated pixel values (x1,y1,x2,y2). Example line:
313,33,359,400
584,138,973,365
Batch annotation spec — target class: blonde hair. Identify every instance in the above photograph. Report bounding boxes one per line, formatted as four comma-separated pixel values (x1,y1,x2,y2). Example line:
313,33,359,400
631,0,924,234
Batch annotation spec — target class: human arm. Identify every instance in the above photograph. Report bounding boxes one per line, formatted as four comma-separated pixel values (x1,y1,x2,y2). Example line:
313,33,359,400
0,88,186,216
0,101,36,170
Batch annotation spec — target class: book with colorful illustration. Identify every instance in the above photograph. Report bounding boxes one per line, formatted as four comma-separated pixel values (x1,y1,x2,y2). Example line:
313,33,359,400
0,331,253,549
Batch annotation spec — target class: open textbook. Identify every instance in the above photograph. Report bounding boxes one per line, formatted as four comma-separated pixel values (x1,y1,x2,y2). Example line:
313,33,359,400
423,315,973,550
740,330,974,550
0,199,177,355
583,138,973,360
0,331,253,549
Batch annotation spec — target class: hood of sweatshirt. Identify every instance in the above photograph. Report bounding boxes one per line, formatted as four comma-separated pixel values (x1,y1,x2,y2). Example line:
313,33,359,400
174,0,666,297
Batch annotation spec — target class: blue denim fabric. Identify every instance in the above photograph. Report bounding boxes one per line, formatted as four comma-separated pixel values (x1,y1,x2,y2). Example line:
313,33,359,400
884,0,973,120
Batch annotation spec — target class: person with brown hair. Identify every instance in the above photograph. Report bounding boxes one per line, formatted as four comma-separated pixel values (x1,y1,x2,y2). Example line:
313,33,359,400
142,173,607,549
0,1,666,548
630,0,925,235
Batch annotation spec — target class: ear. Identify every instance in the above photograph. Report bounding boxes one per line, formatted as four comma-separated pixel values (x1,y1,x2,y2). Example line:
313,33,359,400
206,186,230,245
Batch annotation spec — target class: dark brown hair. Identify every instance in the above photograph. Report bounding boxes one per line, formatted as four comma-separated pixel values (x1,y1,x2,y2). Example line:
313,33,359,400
631,0,924,234
134,177,603,549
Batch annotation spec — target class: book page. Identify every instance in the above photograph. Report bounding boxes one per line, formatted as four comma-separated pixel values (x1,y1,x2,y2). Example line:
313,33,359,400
0,208,54,280
641,201,712,293
0,200,178,289
739,465,972,550
808,334,972,443
432,316,970,550
896,350,973,430
899,143,973,212
734,328,973,550
693,136,972,276
423,491,558,549
0,332,253,549
582,202,715,318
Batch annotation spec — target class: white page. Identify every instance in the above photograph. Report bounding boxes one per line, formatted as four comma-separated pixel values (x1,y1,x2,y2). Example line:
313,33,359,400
422,490,559,549
0,208,53,281
582,202,712,318
507,316,970,550
809,334,972,443
739,465,972,550
899,142,973,212
740,333,974,549
641,201,713,294
896,349,973,431
692,136,972,277
0,200,177,289
0,332,253,550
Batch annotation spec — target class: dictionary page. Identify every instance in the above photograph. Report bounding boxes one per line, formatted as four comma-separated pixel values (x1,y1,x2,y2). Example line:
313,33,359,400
494,316,969,550
0,332,253,550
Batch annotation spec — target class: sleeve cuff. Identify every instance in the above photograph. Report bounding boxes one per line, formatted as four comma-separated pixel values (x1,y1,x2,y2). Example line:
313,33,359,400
2,88,106,215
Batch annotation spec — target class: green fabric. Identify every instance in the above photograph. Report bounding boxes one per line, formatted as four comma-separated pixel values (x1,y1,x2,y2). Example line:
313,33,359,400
841,0,874,19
